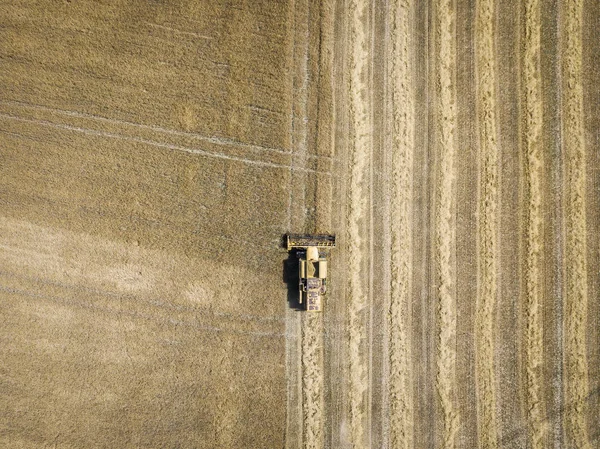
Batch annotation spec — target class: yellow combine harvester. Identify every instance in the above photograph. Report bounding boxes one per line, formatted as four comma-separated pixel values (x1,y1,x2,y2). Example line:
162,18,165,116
287,234,336,312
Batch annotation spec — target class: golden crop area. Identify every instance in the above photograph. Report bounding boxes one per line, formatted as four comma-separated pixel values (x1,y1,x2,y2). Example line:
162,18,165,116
1,1,598,448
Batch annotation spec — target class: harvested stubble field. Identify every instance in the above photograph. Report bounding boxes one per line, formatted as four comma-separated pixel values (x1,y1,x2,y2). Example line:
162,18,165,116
0,0,599,448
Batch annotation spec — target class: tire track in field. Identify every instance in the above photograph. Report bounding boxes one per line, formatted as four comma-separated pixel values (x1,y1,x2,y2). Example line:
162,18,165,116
0,112,331,175
475,0,499,447
522,0,545,446
0,99,289,155
562,1,592,447
434,0,459,446
389,0,414,447
347,0,371,446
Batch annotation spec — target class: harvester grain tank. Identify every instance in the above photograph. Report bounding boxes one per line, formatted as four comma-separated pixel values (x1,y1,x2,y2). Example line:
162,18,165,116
286,234,336,311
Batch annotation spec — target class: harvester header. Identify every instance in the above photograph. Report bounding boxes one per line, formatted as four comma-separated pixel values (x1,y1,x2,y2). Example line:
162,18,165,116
286,234,336,251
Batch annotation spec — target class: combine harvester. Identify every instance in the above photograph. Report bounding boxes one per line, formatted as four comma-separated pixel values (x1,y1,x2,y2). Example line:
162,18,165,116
287,234,336,311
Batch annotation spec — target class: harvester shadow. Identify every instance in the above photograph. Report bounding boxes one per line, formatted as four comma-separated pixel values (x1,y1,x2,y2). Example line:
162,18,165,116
283,249,305,311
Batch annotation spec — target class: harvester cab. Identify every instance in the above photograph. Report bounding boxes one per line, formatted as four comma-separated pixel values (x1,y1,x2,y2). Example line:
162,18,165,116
286,234,336,312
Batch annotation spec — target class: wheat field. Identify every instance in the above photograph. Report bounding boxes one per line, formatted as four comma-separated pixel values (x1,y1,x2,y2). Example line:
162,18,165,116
1,0,598,447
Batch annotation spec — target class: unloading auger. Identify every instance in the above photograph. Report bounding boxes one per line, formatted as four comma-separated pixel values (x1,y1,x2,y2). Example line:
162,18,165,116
286,234,336,312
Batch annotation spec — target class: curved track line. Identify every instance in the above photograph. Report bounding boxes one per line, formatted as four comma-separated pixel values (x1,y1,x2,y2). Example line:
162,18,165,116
0,99,289,154
523,0,545,446
389,0,414,447
562,1,591,447
0,112,331,175
475,0,499,447
347,0,371,446
435,0,459,446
